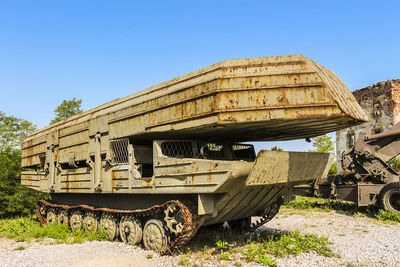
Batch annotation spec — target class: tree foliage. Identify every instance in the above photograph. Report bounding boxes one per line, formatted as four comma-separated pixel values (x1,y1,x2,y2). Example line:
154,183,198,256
0,111,36,150
309,134,334,153
309,134,336,175
271,146,283,151
0,110,44,218
50,98,83,124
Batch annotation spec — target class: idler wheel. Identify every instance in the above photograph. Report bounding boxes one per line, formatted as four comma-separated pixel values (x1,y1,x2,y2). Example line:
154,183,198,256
119,216,142,245
143,219,169,253
380,182,400,214
83,211,99,232
70,210,83,232
164,202,185,234
100,213,119,241
57,209,69,225
46,208,57,225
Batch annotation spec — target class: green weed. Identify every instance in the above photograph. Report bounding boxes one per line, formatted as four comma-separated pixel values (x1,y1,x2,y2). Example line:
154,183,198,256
146,254,153,259
14,245,25,251
0,217,107,243
255,254,277,267
220,250,231,261
178,256,190,266
284,196,400,224
283,196,357,213
186,227,335,266
215,239,229,250
376,210,400,223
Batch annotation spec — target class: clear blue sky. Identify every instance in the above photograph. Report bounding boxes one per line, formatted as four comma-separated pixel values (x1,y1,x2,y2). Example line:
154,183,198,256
1,1,399,151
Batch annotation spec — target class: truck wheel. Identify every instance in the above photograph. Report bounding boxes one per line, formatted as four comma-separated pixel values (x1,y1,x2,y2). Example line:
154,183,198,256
143,219,169,253
379,182,400,214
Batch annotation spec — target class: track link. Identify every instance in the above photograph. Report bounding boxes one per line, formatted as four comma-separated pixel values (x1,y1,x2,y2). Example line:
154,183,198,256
249,199,282,233
35,199,201,254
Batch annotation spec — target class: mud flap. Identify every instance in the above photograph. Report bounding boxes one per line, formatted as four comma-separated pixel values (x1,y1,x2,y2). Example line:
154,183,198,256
246,150,334,186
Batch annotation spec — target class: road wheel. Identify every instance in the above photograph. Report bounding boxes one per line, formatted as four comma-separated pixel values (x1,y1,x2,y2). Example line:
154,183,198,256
46,208,57,225
119,216,142,245
70,210,83,232
143,219,169,253
83,211,99,232
379,182,400,214
100,213,119,241
57,209,69,225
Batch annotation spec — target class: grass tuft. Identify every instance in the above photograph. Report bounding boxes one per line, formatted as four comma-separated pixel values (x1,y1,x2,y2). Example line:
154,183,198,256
0,217,107,244
283,196,357,213
283,196,400,223
376,210,400,223
14,245,25,251
182,226,335,266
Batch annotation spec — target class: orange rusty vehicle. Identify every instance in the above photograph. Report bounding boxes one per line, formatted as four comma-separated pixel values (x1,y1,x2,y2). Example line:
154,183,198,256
20,55,367,253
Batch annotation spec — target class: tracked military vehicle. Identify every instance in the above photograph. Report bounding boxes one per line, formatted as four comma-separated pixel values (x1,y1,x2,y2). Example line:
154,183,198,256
21,55,367,253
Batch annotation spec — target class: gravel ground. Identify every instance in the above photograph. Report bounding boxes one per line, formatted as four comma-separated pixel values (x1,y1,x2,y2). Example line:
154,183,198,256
266,210,400,266
0,210,399,267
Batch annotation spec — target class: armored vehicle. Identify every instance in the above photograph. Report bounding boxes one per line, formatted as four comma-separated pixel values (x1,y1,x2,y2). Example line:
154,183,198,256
21,55,367,253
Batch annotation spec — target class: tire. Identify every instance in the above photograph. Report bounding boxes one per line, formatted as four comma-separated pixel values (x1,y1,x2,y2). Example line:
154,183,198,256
379,182,400,214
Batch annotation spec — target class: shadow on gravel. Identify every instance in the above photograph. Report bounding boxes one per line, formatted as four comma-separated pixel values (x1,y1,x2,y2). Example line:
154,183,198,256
182,224,334,257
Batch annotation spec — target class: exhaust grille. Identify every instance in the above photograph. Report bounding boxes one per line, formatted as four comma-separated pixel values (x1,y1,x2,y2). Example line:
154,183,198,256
110,138,129,164
161,141,193,158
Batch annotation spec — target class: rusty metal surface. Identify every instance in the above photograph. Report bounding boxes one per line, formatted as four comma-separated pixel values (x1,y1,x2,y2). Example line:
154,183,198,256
342,122,400,184
245,150,334,186
21,55,367,168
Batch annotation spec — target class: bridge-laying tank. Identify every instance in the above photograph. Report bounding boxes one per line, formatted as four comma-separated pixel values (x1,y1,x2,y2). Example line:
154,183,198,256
21,55,367,253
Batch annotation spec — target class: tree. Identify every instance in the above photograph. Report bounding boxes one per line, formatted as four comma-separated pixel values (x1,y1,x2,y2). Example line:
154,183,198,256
309,134,334,153
0,111,36,150
309,134,336,175
50,98,83,124
0,110,44,218
271,146,283,151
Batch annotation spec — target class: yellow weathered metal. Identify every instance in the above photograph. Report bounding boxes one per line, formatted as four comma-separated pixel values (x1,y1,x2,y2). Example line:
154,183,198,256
21,55,366,169
246,151,334,186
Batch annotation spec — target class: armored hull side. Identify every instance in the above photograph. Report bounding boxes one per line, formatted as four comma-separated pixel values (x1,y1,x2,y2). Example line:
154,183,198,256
43,150,334,226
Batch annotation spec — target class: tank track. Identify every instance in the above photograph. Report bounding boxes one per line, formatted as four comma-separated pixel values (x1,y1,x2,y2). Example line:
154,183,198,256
249,200,281,233
35,199,201,255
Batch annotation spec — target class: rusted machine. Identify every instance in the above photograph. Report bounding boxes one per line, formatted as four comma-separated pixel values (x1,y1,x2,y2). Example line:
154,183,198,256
21,55,367,253
293,122,400,213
